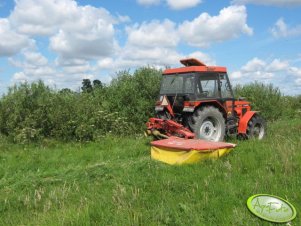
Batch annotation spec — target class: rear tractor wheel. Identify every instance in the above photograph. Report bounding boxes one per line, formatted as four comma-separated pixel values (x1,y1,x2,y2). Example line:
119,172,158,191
191,106,225,142
246,114,266,140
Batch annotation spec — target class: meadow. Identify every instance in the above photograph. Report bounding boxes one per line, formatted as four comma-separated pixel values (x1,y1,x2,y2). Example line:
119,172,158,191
0,68,300,225
0,118,300,225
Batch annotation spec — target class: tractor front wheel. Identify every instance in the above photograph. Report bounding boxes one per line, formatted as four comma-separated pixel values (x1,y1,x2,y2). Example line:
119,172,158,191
193,106,225,142
247,115,266,140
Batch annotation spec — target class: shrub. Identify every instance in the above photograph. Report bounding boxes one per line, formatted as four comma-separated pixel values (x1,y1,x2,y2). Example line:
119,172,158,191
105,67,161,132
234,82,299,121
0,81,54,142
0,67,161,142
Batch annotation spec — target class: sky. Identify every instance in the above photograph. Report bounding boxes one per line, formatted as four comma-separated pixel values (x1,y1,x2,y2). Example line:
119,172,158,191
0,0,301,95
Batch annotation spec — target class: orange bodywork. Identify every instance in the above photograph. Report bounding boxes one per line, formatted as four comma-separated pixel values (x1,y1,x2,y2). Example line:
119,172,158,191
225,100,257,133
163,66,227,75
225,100,251,116
163,58,227,75
237,111,257,134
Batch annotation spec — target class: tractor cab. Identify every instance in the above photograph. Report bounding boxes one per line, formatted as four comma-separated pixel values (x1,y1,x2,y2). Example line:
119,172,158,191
160,71,234,100
158,58,234,114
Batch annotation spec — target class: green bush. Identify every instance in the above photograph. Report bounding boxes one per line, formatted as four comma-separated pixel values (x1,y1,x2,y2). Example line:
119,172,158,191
105,67,161,132
234,82,300,121
0,81,54,142
0,67,161,143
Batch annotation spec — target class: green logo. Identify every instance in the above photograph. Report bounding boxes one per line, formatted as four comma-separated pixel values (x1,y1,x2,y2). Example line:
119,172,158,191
247,194,297,223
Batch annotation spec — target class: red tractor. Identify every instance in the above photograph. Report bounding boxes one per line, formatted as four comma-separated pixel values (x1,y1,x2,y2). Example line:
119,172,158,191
146,58,266,141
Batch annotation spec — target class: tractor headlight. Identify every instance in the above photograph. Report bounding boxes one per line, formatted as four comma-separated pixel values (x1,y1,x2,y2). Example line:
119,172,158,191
183,107,195,112
155,106,164,111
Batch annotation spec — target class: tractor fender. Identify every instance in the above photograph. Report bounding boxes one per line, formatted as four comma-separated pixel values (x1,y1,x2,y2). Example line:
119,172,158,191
238,111,257,134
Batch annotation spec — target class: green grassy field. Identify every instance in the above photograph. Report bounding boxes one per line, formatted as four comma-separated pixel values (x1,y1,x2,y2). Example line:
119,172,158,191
0,119,300,226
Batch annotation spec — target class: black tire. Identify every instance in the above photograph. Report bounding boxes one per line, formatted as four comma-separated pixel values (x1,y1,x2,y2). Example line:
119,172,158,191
185,113,194,130
247,114,266,140
192,106,225,142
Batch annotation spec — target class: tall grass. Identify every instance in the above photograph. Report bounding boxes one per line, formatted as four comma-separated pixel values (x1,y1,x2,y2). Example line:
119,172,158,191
0,119,300,225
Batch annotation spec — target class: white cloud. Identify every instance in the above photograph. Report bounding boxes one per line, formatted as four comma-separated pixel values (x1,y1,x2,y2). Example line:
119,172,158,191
3,0,253,67
230,57,301,95
288,67,301,90
11,51,56,79
137,0,161,6
241,57,266,72
126,20,179,48
0,19,30,56
137,0,201,9
23,51,48,66
178,5,253,47
96,19,218,72
50,26,116,60
289,67,301,77
266,59,289,71
13,72,28,82
6,0,299,96
97,47,182,72
101,19,182,70
231,71,243,79
232,0,301,7
117,15,131,23
49,5,117,60
97,58,114,70
296,78,301,86
166,0,201,10
6,0,124,89
186,51,216,66
9,0,78,36
231,57,291,81
270,18,301,38
61,62,93,74
10,49,98,91
9,0,118,60
122,47,180,64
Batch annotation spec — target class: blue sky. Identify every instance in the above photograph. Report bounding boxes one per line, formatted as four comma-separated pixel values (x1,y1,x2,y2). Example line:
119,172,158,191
0,0,301,95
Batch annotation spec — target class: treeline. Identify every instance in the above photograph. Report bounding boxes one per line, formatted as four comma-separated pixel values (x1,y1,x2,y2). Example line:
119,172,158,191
0,68,161,143
0,67,300,143
234,82,301,121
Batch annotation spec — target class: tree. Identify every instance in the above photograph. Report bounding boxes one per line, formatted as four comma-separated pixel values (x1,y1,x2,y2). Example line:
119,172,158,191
59,88,74,94
81,79,93,93
93,79,103,89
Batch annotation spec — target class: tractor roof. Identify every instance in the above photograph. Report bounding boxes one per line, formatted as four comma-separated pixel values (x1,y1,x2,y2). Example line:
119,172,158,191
163,58,227,75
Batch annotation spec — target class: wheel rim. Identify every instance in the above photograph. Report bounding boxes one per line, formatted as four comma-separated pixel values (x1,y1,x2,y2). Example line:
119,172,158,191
253,123,265,140
199,117,221,141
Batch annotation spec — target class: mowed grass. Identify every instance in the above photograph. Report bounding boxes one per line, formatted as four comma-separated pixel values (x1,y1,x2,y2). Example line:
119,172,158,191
0,119,300,226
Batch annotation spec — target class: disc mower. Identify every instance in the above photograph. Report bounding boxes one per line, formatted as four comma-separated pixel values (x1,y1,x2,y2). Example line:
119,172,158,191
146,58,266,142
